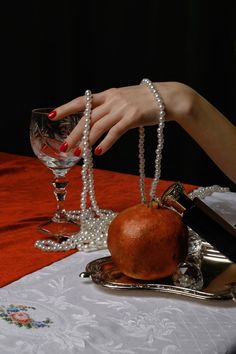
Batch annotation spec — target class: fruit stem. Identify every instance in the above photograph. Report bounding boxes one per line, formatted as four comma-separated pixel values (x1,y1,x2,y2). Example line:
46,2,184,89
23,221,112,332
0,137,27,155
144,200,159,208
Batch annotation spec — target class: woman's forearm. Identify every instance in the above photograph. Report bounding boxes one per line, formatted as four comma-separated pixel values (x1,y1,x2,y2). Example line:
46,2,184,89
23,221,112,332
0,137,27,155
175,90,236,183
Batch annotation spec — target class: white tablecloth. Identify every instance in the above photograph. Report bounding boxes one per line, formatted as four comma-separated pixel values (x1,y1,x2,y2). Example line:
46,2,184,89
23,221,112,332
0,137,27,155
0,191,236,354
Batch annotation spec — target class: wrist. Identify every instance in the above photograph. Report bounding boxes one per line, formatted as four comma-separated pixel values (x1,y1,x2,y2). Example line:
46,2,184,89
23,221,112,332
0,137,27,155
171,84,198,125
154,82,198,124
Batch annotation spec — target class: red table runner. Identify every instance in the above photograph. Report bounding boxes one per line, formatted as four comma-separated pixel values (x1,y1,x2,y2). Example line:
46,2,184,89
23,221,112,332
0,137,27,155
0,152,196,287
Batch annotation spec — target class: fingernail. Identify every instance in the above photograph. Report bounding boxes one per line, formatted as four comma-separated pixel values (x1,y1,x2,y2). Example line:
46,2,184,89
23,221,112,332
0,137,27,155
73,147,81,157
59,141,68,152
48,110,57,119
94,146,102,155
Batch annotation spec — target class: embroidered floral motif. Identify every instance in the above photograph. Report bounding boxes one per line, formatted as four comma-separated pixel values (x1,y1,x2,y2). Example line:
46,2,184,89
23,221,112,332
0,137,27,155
0,304,53,329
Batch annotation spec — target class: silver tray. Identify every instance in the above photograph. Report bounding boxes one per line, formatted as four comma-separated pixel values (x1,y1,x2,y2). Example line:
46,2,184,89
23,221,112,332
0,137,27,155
80,256,236,301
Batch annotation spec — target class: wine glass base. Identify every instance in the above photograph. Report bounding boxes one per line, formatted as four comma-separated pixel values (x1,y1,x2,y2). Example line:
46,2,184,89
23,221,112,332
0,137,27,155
38,220,80,239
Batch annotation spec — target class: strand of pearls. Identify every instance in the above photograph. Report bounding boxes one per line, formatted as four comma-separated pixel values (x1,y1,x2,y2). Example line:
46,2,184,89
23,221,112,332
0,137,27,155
71,90,117,251
35,90,117,252
188,185,230,200
80,90,101,220
82,90,104,217
139,78,166,202
139,78,230,204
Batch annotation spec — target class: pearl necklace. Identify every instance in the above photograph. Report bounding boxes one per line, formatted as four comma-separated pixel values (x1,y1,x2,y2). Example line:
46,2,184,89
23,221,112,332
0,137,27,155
35,80,230,253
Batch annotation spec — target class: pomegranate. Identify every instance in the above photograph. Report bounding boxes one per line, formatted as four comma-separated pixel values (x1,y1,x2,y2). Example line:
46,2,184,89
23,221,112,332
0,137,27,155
107,202,188,280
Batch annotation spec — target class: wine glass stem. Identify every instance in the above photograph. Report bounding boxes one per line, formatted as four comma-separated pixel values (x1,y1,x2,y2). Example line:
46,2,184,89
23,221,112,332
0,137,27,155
52,176,69,223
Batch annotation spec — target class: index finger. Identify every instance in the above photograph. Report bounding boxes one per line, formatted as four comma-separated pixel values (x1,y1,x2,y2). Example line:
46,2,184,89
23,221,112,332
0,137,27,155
50,96,86,120
49,92,105,120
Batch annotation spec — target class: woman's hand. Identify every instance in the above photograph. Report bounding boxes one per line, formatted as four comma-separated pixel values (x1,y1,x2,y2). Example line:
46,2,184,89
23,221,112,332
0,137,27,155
49,82,196,155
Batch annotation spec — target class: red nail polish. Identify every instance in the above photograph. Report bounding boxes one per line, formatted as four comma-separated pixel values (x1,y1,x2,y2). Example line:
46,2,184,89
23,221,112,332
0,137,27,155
59,141,68,152
94,146,102,155
48,110,57,119
73,147,81,157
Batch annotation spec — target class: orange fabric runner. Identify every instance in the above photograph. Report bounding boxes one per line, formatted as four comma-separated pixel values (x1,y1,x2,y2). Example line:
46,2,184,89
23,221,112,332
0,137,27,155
0,152,196,287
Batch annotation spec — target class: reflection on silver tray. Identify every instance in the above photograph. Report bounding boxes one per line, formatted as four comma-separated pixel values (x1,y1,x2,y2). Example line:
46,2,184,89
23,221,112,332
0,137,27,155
201,241,231,262
80,256,236,301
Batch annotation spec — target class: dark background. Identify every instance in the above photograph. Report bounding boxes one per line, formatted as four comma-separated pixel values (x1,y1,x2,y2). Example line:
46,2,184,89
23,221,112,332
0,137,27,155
2,1,236,189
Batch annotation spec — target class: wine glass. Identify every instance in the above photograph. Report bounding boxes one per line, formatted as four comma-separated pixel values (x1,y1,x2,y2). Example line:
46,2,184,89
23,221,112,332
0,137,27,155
30,107,82,238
